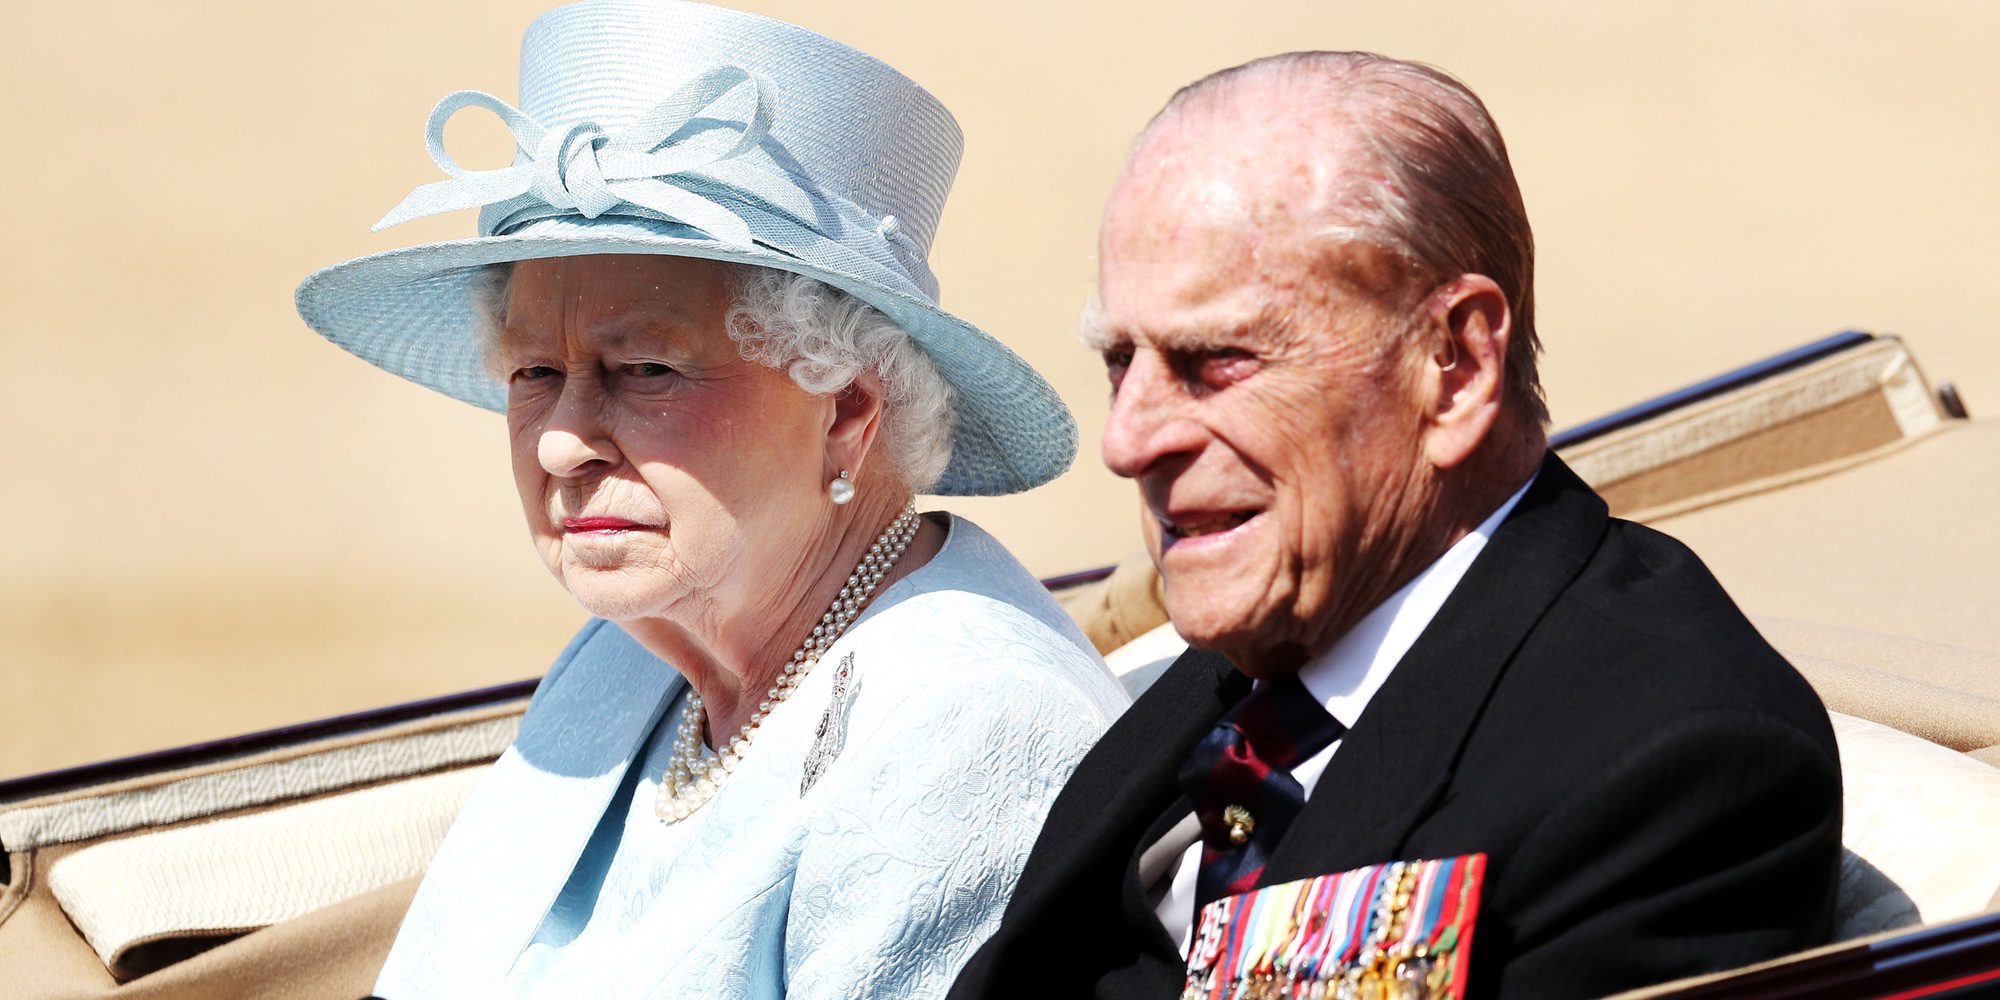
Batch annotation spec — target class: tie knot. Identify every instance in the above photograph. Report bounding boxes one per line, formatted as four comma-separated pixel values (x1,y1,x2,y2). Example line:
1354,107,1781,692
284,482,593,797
1217,673,1345,771
1178,672,1345,908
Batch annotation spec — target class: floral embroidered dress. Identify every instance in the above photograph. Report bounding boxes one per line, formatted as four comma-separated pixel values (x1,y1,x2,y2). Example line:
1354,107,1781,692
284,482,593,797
374,515,1129,999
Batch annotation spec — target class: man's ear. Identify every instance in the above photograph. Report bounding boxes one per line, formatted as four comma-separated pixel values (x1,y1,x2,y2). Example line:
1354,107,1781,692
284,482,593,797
1420,274,1511,470
825,372,888,481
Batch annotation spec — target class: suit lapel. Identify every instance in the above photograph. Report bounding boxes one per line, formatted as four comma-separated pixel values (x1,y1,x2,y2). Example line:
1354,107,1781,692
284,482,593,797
1005,647,1243,960
1120,788,1200,954
1112,651,1246,954
1134,795,1200,890
379,620,683,993
1264,455,1608,883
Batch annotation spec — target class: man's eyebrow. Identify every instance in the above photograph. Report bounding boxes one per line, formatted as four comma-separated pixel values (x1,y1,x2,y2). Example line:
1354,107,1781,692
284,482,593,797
1078,321,1266,355
1077,301,1285,354
1155,327,1257,353
1076,301,1121,351
1129,322,1273,356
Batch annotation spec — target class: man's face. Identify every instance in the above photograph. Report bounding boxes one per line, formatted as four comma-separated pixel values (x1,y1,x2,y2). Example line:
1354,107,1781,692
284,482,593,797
1092,107,1435,674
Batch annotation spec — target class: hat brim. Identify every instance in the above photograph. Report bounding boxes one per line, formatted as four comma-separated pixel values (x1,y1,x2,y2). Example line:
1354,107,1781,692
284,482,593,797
295,216,1077,496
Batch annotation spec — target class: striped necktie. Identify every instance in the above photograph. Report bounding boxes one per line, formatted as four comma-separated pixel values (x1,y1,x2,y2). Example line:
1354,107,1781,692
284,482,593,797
1177,672,1346,909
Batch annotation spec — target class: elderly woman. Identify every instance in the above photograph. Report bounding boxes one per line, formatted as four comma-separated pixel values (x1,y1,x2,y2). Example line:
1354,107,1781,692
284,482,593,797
292,2,1125,996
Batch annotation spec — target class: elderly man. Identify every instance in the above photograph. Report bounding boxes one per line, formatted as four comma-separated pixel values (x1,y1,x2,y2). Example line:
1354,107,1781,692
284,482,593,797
950,52,1842,999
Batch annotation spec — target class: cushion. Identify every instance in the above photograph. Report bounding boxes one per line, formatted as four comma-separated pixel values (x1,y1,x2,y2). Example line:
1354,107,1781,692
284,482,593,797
46,766,482,979
1103,621,1187,699
1828,711,2000,934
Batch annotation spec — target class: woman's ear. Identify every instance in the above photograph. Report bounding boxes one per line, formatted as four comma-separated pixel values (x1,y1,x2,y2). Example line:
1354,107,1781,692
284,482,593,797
825,371,887,480
1421,274,1512,471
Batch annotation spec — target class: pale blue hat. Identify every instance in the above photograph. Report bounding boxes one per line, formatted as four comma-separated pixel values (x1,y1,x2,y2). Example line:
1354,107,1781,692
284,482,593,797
295,0,1075,496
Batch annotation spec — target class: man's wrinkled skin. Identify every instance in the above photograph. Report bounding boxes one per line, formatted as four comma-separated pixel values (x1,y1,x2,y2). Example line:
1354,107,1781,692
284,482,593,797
1084,78,1540,677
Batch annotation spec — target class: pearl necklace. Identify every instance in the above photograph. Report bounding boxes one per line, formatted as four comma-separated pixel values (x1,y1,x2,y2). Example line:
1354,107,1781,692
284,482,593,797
655,501,922,823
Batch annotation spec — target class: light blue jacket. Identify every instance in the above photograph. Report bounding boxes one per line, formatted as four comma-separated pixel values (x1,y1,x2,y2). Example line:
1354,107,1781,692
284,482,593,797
375,517,1128,998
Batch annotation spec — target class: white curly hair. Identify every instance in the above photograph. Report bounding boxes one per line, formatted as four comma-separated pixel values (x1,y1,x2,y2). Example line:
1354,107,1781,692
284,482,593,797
468,261,956,491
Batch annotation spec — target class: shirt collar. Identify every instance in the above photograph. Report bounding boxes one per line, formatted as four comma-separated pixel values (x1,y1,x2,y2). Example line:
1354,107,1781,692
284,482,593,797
1296,474,1536,727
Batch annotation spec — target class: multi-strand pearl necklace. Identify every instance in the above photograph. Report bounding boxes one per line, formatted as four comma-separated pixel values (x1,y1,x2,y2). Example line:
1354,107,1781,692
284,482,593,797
655,501,922,823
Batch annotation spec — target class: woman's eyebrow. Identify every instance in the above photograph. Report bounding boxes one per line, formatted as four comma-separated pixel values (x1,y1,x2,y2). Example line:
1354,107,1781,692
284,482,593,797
589,314,701,351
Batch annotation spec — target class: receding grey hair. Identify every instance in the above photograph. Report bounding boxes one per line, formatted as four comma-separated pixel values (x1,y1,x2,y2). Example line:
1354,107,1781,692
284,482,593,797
1154,52,1547,427
468,261,956,491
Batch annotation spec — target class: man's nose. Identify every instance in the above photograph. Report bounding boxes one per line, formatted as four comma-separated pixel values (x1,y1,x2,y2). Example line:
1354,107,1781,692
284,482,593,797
1100,351,1200,480
537,377,619,477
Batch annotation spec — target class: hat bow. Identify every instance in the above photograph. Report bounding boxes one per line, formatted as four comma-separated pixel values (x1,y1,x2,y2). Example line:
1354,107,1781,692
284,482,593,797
374,65,896,257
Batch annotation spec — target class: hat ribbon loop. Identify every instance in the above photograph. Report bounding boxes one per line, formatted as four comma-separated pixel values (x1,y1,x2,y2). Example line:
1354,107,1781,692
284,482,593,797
372,65,780,247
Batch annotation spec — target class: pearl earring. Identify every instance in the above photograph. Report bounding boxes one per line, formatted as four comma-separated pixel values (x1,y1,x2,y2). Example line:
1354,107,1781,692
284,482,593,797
828,469,856,505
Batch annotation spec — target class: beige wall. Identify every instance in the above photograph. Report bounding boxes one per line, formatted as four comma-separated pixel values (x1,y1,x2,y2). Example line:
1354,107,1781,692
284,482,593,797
4,0,1996,775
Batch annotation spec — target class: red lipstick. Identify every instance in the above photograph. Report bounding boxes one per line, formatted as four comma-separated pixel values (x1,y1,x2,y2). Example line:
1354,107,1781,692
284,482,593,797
562,516,645,533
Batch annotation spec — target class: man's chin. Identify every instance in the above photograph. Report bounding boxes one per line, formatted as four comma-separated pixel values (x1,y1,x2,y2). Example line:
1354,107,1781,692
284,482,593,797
1162,594,1318,677
1167,610,1261,663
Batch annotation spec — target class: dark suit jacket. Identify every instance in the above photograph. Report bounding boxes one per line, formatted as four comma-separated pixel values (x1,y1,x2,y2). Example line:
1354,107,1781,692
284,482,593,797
950,455,1842,1000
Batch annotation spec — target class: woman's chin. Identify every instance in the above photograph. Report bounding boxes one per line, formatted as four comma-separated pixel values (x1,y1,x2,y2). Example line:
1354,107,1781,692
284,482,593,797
554,569,675,624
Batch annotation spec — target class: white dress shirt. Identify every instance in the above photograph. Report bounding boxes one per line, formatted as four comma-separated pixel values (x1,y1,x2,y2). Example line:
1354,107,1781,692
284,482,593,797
1150,477,1534,952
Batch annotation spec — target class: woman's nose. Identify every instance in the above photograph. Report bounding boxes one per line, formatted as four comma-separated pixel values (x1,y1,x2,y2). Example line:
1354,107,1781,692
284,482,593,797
536,379,619,477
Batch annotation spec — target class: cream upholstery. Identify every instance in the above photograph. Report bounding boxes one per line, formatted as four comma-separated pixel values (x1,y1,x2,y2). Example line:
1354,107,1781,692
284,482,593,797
1102,621,1185,699
0,712,519,851
1754,617,2000,754
1826,713,2000,932
1560,337,1946,521
1653,420,2000,665
1057,552,1172,655
46,766,483,978
0,697,527,995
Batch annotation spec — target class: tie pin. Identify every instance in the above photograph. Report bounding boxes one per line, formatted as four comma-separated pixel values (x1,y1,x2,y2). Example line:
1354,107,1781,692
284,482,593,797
1223,804,1255,845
